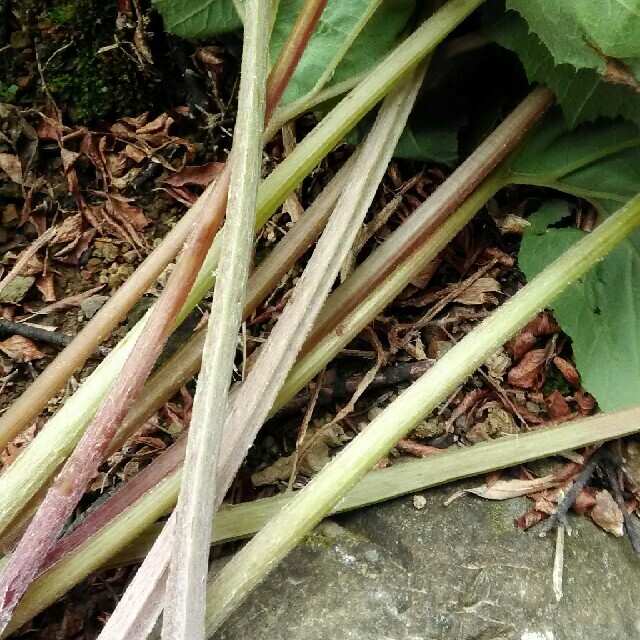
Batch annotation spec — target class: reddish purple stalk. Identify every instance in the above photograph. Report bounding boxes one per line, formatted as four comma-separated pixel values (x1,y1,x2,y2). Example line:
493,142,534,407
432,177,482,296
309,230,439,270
0,0,330,629
0,167,231,631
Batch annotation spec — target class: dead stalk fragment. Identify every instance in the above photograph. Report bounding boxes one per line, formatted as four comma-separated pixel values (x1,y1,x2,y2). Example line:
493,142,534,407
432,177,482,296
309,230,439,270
162,0,270,638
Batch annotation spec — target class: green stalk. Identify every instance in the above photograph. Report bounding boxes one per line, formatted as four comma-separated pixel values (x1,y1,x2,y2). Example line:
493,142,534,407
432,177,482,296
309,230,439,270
114,404,640,564
272,169,505,412
105,86,550,463
4,169,506,631
7,403,640,636
164,2,270,638
0,0,482,536
100,61,429,640
202,192,640,636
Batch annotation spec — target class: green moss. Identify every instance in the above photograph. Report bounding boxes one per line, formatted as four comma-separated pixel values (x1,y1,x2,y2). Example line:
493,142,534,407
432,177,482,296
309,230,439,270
0,84,19,103
484,500,517,537
542,366,571,395
44,0,163,123
48,3,76,24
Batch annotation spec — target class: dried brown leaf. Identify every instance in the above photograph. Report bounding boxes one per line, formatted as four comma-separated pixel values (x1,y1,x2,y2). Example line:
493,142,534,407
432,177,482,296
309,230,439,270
446,474,562,503
574,390,597,415
507,348,547,389
36,274,56,302
454,277,501,305
0,153,23,184
590,489,624,536
165,163,225,188
505,330,537,361
546,390,570,419
0,335,46,361
553,356,580,387
395,439,445,457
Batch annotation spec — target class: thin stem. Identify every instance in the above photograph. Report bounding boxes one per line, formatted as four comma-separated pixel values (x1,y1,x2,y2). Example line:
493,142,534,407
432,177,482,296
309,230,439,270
202,192,640,636
115,405,640,561
163,2,270,637
100,60,428,640
264,0,328,122
0,0,325,624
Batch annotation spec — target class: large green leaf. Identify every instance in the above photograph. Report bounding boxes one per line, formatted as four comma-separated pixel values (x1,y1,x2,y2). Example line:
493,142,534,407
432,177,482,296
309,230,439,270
152,0,243,38
153,0,416,105
515,117,640,410
506,0,640,78
484,6,640,127
270,0,415,104
520,202,640,411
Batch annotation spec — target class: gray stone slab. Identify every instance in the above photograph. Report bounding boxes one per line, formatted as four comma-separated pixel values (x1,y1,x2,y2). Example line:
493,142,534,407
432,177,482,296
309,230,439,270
215,480,640,640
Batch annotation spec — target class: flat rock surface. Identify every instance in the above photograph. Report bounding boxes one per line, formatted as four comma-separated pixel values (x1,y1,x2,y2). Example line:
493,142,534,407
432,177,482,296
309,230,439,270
216,480,640,640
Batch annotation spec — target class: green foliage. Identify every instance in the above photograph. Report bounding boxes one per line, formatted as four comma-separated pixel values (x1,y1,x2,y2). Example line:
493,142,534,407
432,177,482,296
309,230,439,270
45,0,169,123
153,0,416,105
47,3,77,24
515,117,640,410
151,0,243,38
0,84,19,103
506,0,640,75
271,0,416,104
484,5,640,127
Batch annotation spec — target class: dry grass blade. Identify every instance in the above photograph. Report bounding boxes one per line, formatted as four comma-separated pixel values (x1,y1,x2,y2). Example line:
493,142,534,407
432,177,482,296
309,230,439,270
163,1,270,637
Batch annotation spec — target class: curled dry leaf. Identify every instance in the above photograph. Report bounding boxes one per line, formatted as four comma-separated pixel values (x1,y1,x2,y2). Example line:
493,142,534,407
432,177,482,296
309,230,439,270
107,194,151,232
0,153,23,184
507,348,547,389
572,487,598,515
52,214,84,245
0,335,46,361
546,390,570,419
446,474,562,503
506,330,538,361
523,313,559,336
590,489,624,536
35,274,56,302
553,355,580,387
395,439,445,457
454,277,501,305
516,509,547,530
165,162,225,188
496,213,530,235
574,390,597,415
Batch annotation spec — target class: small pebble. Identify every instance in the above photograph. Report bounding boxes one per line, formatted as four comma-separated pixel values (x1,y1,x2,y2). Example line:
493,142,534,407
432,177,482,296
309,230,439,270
412,494,427,510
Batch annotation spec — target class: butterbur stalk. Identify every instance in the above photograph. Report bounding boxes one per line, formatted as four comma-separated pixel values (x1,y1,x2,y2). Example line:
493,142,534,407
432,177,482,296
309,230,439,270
7,405,640,637
2,85,549,630
0,85,549,632
98,59,428,640
0,0,483,538
0,159,231,632
163,1,270,637
0,0,329,626
201,193,640,636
